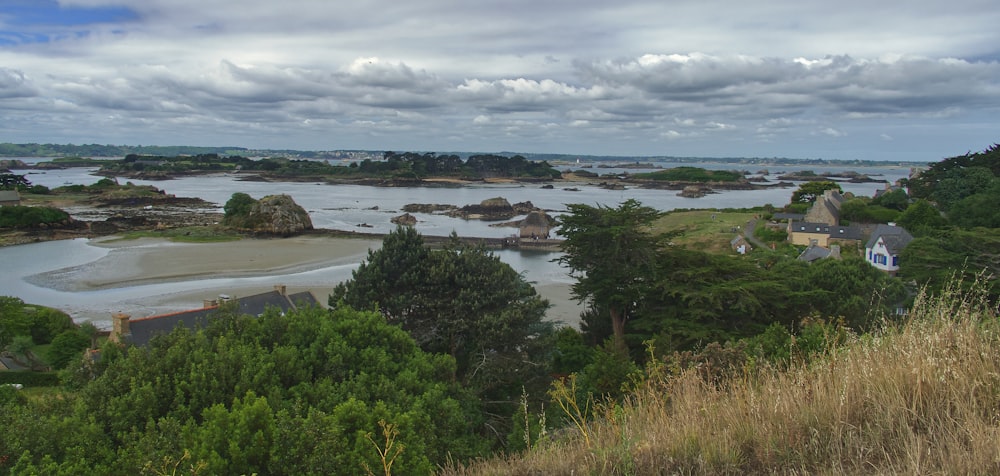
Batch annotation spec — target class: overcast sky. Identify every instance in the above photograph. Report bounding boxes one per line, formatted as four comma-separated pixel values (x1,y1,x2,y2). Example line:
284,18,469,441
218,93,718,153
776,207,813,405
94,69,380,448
2,0,999,161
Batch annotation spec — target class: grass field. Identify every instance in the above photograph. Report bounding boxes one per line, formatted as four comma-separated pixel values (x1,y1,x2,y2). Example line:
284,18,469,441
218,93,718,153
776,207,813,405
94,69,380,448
651,209,757,253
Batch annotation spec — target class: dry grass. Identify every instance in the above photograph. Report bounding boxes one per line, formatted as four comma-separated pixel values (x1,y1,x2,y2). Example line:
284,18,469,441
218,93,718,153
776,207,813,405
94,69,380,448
444,281,1000,475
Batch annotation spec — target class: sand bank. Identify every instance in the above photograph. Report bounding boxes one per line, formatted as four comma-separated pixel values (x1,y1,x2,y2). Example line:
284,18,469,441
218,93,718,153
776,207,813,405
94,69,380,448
24,235,583,327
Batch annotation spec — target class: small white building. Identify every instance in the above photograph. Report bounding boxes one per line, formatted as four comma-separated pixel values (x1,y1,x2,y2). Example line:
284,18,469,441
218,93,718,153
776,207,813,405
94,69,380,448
865,223,914,275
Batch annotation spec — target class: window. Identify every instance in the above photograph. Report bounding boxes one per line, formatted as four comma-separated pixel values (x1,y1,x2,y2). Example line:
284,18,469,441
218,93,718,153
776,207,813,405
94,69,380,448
892,256,898,267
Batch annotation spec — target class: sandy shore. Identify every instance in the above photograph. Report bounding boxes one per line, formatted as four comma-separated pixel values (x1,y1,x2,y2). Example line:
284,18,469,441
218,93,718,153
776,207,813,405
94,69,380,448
28,235,583,327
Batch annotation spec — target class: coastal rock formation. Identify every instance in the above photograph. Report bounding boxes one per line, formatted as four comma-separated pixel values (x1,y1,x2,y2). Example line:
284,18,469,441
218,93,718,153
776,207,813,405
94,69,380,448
391,213,418,226
451,197,516,221
402,203,456,213
678,185,708,198
519,210,554,238
246,194,313,236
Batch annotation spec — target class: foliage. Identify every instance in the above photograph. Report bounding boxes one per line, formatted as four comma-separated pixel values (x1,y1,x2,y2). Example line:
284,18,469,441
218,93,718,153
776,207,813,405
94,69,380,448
895,199,947,236
899,228,1000,303
0,297,74,349
0,371,60,387
790,180,842,204
630,166,744,182
331,227,554,447
46,329,90,370
221,192,257,228
0,306,486,475
445,285,1000,475
871,187,909,211
839,197,901,224
634,248,798,353
0,173,30,190
0,205,70,228
947,182,1000,228
906,143,1000,203
557,199,665,351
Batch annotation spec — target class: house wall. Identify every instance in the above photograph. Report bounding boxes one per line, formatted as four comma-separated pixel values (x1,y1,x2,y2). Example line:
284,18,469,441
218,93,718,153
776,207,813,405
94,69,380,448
866,237,900,273
803,191,842,226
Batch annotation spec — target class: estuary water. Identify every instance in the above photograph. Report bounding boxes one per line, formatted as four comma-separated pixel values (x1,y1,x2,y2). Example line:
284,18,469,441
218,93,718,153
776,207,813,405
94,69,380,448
4,161,913,327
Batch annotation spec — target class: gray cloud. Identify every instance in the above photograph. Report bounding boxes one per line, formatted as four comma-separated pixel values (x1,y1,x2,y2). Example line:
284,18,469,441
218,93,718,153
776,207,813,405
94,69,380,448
0,0,998,159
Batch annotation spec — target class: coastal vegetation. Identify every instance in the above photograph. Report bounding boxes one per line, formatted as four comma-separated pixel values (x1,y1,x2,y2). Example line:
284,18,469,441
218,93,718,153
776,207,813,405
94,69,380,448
445,282,1000,474
1,143,998,474
630,166,743,182
92,151,563,182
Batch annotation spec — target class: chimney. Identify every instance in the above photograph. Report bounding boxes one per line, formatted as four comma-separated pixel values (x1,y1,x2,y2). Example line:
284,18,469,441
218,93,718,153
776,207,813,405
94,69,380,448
203,299,218,308
274,284,287,296
110,313,131,343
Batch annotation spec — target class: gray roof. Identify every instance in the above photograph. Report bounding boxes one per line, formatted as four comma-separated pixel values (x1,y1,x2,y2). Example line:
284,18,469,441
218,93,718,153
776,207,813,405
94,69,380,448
866,224,914,254
797,244,832,262
125,289,319,346
790,221,862,240
773,212,805,221
0,190,20,202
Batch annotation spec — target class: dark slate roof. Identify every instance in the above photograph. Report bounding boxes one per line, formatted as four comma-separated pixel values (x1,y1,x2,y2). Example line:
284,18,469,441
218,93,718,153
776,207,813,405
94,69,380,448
798,244,832,262
866,224,914,254
127,307,218,347
125,289,319,346
789,221,862,240
773,212,805,221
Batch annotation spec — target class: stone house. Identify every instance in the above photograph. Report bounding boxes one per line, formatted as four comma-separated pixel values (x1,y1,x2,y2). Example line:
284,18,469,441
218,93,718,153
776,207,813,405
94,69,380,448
110,285,319,346
803,189,844,226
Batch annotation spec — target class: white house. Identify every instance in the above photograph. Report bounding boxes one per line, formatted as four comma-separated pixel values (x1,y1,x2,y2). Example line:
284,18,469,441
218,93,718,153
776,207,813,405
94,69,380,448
865,223,914,275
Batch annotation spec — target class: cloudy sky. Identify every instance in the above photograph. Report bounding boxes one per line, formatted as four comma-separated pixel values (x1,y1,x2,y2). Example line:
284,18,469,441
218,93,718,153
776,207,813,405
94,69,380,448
2,0,999,161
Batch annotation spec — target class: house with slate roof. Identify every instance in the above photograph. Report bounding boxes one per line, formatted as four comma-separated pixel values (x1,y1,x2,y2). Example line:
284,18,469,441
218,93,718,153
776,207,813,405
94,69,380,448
865,224,914,276
797,243,842,263
786,221,862,248
110,285,319,346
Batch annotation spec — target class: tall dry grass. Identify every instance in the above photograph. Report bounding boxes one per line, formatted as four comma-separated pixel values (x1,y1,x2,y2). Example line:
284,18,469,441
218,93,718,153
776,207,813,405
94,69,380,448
444,281,1000,475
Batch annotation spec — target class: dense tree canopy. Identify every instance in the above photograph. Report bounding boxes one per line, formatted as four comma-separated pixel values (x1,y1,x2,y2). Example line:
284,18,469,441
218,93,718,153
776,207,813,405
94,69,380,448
557,199,665,352
2,305,485,475
330,227,554,444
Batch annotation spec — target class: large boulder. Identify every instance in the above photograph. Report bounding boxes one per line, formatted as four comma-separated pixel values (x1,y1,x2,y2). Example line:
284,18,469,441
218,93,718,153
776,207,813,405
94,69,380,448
451,197,516,221
391,213,418,226
245,194,313,236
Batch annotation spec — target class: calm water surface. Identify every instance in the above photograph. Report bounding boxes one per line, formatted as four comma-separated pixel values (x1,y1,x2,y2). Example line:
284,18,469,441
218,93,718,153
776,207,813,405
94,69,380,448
4,162,912,326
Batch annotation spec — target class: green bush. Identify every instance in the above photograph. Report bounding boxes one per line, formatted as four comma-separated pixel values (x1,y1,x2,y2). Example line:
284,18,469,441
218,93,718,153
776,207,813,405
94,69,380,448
633,167,743,182
0,372,61,387
0,206,70,228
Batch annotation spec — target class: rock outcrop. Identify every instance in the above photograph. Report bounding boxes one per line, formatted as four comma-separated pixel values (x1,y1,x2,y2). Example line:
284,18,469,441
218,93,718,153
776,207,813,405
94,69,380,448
450,197,516,220
391,213,418,226
245,194,313,236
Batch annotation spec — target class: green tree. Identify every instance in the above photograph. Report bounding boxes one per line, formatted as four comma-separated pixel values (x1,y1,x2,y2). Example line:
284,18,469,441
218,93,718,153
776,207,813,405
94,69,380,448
896,199,947,236
948,182,1000,229
556,199,665,352
0,173,30,190
221,192,257,227
332,228,550,382
932,166,995,211
47,329,90,369
790,180,842,204
871,188,909,211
